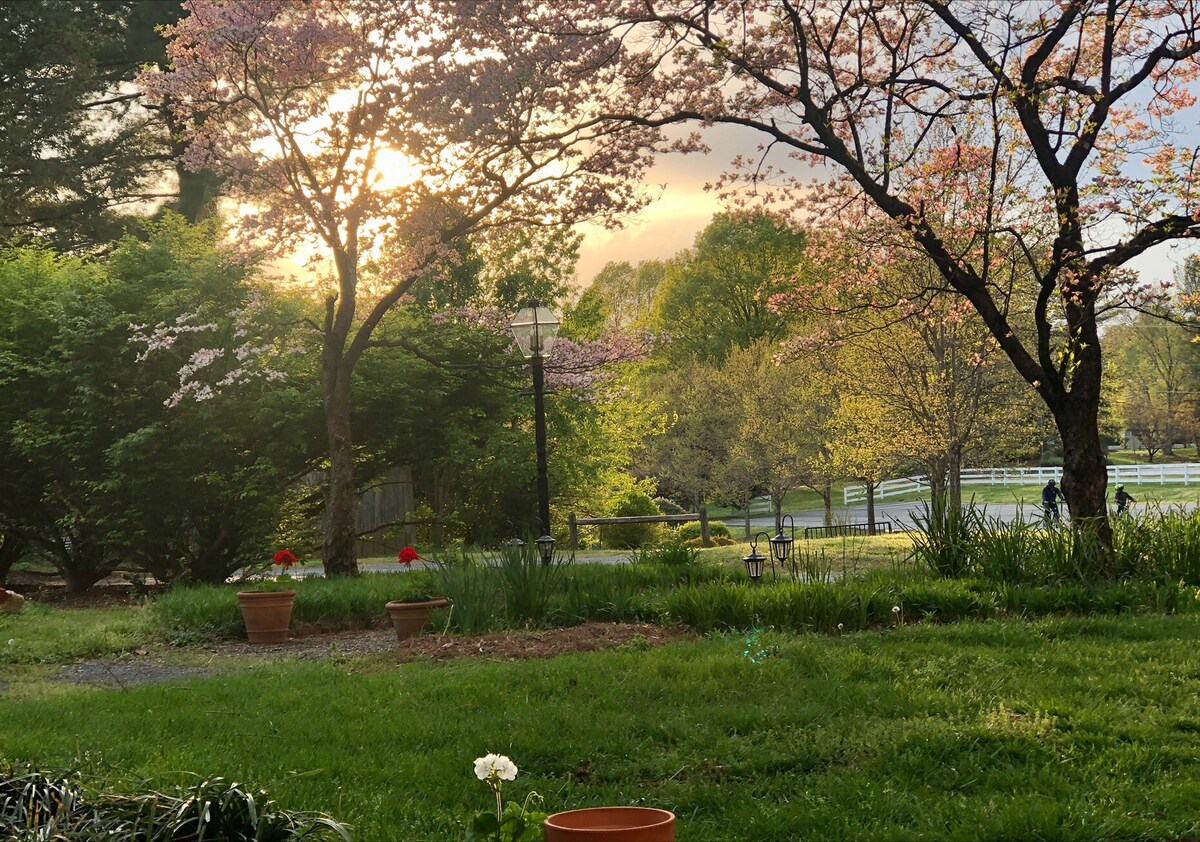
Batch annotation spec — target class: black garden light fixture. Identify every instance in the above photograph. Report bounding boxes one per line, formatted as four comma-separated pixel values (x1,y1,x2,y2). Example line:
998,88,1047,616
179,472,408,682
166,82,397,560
509,300,561,559
743,531,771,582
536,533,556,566
769,514,796,579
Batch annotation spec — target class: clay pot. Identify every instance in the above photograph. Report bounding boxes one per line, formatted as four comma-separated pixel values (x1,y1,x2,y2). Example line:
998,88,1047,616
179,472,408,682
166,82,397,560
0,589,24,614
236,590,296,643
543,807,676,842
385,597,451,642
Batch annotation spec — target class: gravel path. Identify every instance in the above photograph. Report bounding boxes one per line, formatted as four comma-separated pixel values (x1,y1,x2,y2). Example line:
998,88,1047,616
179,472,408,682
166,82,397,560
55,659,215,689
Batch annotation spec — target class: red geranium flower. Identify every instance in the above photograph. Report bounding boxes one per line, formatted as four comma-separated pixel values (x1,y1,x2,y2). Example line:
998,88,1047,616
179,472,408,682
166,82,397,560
398,546,420,565
272,549,298,568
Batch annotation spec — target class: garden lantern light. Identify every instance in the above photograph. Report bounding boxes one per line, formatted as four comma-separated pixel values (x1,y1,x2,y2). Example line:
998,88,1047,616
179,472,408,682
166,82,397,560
743,531,770,583
769,514,795,580
536,534,556,565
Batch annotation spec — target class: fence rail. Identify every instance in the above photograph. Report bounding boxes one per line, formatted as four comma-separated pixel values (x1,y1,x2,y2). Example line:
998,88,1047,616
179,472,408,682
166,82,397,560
843,463,1200,505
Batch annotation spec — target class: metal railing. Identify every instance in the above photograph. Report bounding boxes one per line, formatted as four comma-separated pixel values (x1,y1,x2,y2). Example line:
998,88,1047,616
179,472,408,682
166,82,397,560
803,520,893,539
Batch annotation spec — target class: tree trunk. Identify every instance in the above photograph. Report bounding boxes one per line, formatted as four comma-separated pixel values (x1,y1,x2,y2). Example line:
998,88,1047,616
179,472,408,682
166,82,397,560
0,531,24,587
822,479,833,528
1055,403,1114,578
927,455,947,508
773,492,784,533
866,481,877,536
322,372,359,576
948,446,963,511
743,491,751,540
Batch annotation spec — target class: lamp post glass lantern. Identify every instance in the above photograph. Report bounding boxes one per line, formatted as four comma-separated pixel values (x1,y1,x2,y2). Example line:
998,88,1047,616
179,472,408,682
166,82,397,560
509,300,560,549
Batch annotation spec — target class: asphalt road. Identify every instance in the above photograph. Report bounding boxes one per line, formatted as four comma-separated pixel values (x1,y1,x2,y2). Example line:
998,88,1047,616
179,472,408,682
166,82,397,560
723,499,1171,534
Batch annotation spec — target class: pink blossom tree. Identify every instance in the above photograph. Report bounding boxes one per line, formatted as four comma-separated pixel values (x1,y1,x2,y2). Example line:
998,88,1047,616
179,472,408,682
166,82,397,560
512,0,1200,561
144,0,659,574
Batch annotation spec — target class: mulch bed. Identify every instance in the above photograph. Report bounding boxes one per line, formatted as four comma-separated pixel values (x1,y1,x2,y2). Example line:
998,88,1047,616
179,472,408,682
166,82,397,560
53,623,692,688
205,621,691,662
7,571,156,609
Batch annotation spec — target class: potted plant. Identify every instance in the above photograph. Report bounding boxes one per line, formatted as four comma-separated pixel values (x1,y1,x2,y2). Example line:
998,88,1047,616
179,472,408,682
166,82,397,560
465,752,675,842
236,549,299,643
543,807,676,842
384,547,450,642
467,753,545,842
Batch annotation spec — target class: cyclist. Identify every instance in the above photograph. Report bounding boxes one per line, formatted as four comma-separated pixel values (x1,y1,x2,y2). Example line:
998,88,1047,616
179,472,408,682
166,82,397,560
1042,479,1066,523
1114,485,1136,517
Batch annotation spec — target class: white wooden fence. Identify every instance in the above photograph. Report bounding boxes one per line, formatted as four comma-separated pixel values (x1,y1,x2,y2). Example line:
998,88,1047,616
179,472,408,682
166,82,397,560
843,463,1200,505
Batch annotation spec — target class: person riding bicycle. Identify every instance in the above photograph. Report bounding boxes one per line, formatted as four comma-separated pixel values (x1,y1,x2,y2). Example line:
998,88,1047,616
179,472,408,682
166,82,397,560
1042,479,1066,522
1114,485,1136,517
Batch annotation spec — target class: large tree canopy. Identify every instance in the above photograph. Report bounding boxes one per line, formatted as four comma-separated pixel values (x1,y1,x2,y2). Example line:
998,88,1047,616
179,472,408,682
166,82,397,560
498,0,1200,563
148,0,659,573
0,0,219,249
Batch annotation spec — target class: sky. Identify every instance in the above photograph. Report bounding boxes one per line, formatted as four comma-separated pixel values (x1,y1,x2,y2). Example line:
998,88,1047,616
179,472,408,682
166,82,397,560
266,122,1199,301
573,125,756,289
571,125,1199,296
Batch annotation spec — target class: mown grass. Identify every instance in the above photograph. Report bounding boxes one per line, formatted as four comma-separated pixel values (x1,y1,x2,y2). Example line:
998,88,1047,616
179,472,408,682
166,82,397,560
0,603,154,665
5,614,1200,839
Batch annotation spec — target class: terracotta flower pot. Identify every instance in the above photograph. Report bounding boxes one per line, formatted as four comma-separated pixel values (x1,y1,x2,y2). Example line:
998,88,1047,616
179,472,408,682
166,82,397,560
0,589,24,614
543,807,676,842
385,597,451,642
237,590,296,643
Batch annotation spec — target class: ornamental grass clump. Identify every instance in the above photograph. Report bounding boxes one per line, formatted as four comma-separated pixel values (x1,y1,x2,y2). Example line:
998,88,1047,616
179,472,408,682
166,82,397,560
0,766,350,841
492,541,568,627
908,498,978,578
434,553,502,635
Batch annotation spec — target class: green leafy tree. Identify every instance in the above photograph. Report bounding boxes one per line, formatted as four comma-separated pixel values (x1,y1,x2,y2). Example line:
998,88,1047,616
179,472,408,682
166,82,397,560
650,213,807,365
564,260,666,340
0,217,315,589
0,1,216,249
641,362,742,511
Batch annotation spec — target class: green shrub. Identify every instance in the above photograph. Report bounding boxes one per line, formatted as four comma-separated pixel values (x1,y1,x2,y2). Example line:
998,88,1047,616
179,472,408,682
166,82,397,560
152,572,437,641
653,496,686,515
1120,508,1200,583
631,535,699,567
555,565,652,624
685,535,735,547
491,542,569,626
603,490,663,548
676,521,732,543
659,570,1189,634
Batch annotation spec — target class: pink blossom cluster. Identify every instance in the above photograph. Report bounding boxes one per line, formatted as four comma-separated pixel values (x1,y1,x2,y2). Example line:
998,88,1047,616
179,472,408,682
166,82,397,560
542,330,656,395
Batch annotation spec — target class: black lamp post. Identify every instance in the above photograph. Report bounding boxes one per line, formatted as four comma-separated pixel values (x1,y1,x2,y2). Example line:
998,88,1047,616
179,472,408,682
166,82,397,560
509,300,560,559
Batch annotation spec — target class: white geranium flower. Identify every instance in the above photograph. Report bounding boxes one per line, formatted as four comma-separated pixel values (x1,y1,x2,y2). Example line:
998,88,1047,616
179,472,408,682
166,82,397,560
474,753,518,783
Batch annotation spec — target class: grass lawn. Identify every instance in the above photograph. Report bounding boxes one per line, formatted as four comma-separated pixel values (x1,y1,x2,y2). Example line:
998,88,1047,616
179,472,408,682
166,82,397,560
5,612,1200,839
